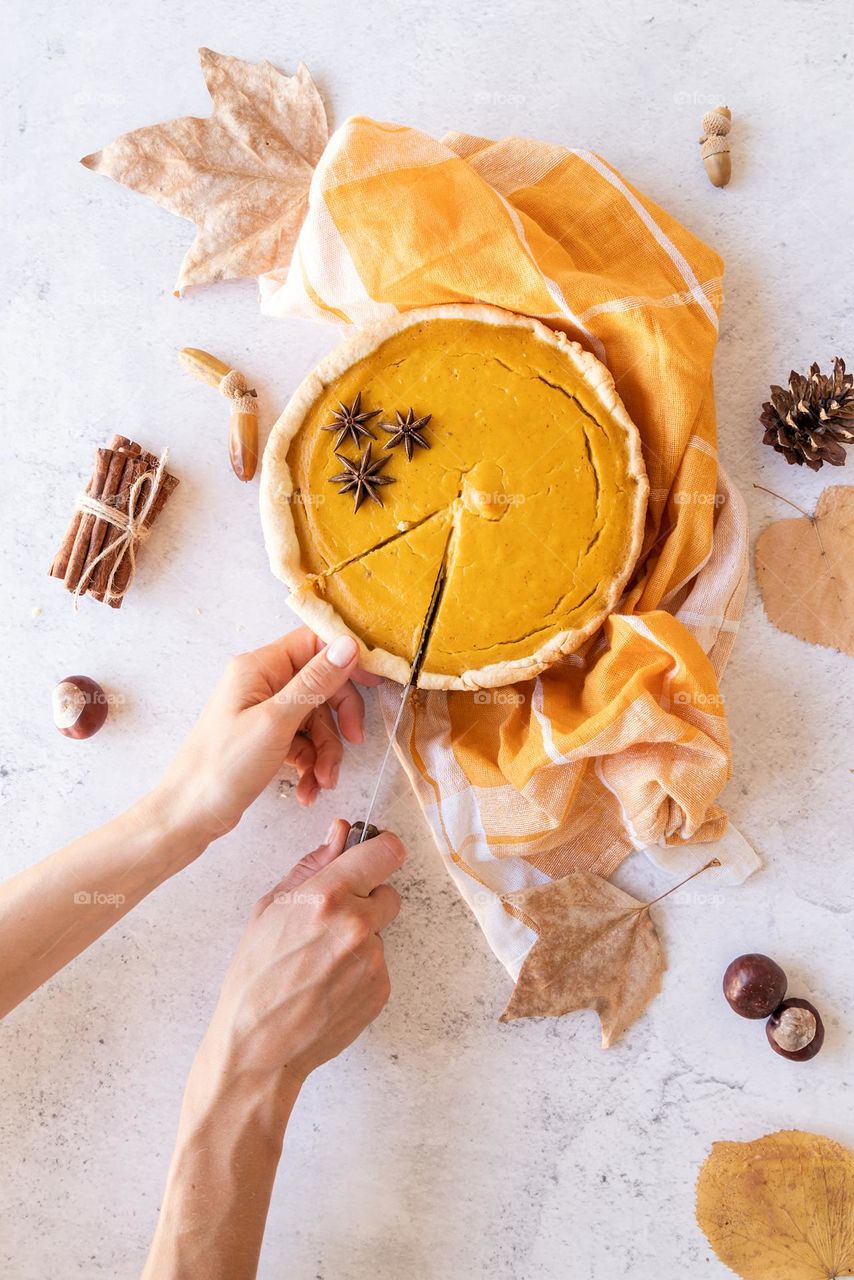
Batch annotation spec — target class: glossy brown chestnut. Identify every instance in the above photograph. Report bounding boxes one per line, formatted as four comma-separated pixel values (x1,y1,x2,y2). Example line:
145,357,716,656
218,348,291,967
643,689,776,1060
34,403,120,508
344,821,380,850
766,998,824,1061
52,675,109,740
723,953,788,1019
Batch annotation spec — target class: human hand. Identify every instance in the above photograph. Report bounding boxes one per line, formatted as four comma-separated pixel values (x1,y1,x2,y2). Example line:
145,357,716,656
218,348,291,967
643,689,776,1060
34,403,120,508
201,819,404,1084
153,628,380,847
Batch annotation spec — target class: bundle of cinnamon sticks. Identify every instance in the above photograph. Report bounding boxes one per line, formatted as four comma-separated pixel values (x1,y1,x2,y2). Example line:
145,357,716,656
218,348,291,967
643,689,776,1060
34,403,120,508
50,435,179,607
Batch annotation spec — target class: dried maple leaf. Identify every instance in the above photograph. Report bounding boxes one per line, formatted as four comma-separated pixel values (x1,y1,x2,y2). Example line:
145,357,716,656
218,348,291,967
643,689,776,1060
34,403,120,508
755,485,854,657
500,870,666,1046
82,48,328,293
696,1130,854,1279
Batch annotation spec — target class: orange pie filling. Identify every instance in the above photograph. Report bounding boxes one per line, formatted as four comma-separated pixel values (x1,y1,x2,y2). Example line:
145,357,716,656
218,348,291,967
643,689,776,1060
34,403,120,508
278,316,646,683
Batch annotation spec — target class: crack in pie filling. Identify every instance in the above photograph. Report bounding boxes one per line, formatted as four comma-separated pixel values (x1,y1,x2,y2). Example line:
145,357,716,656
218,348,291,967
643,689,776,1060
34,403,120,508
261,305,648,690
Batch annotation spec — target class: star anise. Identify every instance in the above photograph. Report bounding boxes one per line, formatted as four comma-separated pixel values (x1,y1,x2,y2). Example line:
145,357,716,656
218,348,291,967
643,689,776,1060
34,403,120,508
322,392,381,449
329,444,396,512
380,407,432,460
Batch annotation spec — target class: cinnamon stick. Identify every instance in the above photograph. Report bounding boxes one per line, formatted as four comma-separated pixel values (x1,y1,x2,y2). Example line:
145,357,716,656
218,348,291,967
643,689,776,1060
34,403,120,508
89,450,147,602
77,443,140,593
63,448,114,595
105,468,180,608
80,435,135,579
72,441,138,597
49,448,104,581
51,435,135,587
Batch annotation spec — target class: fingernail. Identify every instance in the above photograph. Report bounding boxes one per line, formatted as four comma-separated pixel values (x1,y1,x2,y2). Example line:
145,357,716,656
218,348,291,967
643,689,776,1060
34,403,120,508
381,831,406,865
324,820,338,844
330,763,340,787
327,635,358,668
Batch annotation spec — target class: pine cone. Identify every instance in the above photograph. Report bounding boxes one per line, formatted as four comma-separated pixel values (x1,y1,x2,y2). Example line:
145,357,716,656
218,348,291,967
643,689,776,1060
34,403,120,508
761,358,854,470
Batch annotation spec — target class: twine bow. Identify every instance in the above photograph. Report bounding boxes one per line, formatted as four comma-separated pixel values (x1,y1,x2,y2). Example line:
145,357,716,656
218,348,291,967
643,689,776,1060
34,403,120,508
73,450,169,608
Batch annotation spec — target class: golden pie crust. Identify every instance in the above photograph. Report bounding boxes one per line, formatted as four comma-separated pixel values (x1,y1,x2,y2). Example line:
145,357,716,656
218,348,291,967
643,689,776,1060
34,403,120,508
260,305,648,690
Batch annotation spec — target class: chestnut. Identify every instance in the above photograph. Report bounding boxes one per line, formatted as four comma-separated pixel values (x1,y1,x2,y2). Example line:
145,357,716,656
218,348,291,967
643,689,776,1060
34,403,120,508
766,998,824,1061
723,953,787,1019
52,675,109,740
344,821,380,850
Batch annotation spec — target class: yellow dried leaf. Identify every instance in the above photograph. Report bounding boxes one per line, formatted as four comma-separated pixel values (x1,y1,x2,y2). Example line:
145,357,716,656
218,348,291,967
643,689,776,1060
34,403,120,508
697,1130,854,1279
500,871,665,1047
755,486,854,657
82,48,328,293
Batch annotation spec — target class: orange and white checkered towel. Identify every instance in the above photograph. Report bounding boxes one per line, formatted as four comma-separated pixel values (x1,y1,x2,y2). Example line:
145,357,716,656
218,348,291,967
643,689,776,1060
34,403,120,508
261,118,759,980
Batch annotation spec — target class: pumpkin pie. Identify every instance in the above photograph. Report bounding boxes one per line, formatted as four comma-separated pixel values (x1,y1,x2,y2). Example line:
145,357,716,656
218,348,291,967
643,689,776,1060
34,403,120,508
261,305,648,689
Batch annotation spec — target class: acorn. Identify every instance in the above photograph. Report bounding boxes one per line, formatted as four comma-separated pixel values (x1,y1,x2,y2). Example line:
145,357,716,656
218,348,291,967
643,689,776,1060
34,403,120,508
766,998,824,1062
699,105,732,188
723,953,787,1019
52,675,109,740
178,348,258,482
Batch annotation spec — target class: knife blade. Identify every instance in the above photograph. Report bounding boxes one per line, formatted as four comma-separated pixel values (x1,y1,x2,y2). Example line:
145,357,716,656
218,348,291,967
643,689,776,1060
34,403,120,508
345,553,448,848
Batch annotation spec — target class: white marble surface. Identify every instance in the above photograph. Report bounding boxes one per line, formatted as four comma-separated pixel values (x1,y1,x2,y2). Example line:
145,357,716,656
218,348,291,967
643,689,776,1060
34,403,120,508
2,1,853,1276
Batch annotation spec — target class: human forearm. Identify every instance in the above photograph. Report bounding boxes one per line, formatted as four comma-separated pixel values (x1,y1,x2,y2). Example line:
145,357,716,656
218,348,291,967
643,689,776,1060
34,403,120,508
0,788,208,1018
0,631,370,1018
142,1044,300,1280
142,821,404,1279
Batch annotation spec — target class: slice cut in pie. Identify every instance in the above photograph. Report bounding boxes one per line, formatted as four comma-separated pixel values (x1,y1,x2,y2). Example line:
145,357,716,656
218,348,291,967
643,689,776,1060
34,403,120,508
260,305,648,690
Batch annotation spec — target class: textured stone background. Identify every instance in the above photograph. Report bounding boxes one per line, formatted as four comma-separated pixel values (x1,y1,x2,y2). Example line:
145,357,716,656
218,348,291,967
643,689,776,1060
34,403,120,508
1,1,852,1276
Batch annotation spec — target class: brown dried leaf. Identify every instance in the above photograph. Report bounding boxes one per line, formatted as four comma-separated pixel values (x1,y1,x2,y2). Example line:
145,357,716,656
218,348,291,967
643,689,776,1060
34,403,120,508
82,48,328,293
756,486,854,656
500,871,665,1047
696,1129,854,1279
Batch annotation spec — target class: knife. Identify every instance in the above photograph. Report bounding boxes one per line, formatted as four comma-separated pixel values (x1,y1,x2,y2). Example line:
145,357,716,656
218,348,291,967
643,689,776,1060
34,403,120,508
344,553,448,849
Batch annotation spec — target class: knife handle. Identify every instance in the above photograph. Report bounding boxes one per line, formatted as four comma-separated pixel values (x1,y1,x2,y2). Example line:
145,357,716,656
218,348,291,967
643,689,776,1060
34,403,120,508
344,821,380,850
